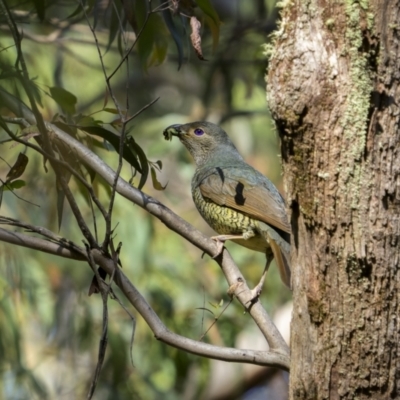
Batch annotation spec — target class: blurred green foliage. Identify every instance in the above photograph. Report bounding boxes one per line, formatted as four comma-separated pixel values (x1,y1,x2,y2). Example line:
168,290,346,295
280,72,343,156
0,0,290,399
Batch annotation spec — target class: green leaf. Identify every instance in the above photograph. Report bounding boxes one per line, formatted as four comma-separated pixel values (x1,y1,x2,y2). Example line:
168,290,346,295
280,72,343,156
66,3,84,19
2,180,26,191
93,173,112,198
57,187,65,231
103,138,114,151
74,115,101,127
155,160,162,170
204,15,220,52
0,115,9,131
80,125,142,173
83,164,96,183
103,108,120,114
135,0,169,68
56,171,72,230
196,0,220,51
126,136,149,189
50,87,77,115
196,0,220,26
162,6,183,70
32,0,46,21
67,0,96,20
195,307,215,316
148,37,168,66
25,78,43,108
106,0,123,52
150,166,166,191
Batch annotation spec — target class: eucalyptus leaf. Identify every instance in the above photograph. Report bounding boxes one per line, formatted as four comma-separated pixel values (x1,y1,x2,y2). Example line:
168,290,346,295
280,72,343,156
6,153,28,182
2,179,26,191
127,136,149,189
80,125,142,173
50,87,77,115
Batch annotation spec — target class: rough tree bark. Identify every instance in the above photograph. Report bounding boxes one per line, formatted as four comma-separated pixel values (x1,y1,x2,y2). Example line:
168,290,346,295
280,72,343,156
267,1,400,399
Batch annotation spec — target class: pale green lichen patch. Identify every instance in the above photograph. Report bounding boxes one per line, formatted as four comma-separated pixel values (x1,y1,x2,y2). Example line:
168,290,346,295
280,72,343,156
335,0,375,252
340,0,373,178
325,18,335,29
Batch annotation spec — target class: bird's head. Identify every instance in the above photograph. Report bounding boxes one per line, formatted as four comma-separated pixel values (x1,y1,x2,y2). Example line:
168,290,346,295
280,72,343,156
163,121,239,166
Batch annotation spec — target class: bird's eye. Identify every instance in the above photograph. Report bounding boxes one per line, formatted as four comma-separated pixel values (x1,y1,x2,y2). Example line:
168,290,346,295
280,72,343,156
194,128,204,136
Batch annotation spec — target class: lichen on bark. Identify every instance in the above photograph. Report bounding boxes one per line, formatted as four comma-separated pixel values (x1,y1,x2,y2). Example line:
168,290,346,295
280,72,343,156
266,0,400,398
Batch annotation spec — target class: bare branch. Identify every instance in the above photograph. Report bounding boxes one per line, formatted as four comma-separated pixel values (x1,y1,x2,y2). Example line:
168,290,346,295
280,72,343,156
0,227,86,260
0,225,289,370
92,249,290,370
124,97,160,124
86,246,110,399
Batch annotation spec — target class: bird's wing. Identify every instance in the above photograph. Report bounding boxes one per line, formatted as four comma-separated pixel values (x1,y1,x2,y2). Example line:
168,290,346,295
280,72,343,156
199,168,291,234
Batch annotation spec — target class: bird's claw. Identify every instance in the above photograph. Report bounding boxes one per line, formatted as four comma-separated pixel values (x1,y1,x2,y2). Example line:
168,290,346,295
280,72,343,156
246,285,263,305
211,236,226,258
211,234,246,258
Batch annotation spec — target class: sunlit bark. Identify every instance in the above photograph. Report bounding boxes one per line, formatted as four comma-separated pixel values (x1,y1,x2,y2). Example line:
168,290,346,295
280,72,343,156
267,1,400,398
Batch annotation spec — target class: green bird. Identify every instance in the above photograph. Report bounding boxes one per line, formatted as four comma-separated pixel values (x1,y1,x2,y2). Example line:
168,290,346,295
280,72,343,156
163,121,291,298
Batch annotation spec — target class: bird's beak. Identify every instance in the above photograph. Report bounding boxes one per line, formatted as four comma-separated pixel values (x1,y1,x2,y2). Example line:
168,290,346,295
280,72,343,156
163,124,186,141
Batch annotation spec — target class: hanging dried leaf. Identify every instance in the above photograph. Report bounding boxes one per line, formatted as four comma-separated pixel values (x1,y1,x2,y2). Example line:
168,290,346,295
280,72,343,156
190,16,206,61
6,153,29,182
150,166,167,191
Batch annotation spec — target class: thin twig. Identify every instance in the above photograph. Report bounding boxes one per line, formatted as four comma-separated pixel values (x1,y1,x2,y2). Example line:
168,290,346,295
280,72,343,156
79,0,157,253
109,288,136,369
107,10,152,83
0,216,82,251
80,0,125,253
0,179,40,207
198,299,233,341
124,97,160,124
86,245,109,400
1,4,102,250
0,226,86,259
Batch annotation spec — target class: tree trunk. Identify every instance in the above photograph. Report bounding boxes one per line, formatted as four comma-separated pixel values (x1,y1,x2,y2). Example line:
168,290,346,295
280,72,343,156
266,1,400,399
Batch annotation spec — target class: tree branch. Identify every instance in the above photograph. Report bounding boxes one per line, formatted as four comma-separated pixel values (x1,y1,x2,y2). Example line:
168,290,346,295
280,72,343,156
0,226,290,370
0,227,86,260
0,87,289,362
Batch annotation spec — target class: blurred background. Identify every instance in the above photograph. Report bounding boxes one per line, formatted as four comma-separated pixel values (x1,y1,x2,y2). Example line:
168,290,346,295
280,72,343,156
0,0,291,398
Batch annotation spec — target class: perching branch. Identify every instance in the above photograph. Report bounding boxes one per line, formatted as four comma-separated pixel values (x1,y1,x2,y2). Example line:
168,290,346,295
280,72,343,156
0,224,290,370
0,88,289,368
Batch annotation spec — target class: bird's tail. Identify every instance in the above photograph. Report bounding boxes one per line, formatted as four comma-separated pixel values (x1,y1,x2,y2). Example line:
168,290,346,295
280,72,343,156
269,238,291,289
258,222,292,289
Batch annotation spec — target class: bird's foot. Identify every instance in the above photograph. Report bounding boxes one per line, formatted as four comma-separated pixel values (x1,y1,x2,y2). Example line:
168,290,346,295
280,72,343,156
210,234,244,258
210,236,225,258
246,284,263,305
246,259,271,304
